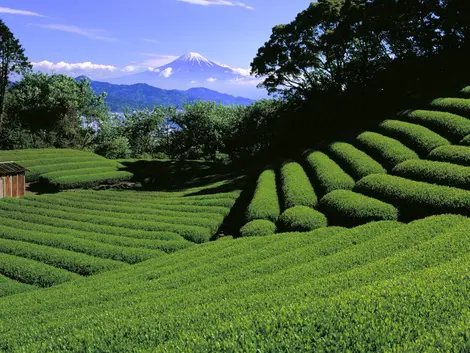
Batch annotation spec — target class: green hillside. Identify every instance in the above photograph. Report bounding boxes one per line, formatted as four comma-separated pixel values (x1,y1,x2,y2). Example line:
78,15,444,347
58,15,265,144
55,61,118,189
0,149,133,190
240,88,470,232
1,89,470,351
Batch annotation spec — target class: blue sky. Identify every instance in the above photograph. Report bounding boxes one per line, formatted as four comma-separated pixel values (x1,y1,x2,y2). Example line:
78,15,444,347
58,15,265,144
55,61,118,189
1,0,312,80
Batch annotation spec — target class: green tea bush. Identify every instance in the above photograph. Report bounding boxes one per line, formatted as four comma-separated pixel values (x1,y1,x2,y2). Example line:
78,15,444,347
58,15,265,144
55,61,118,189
319,190,398,227
461,86,470,97
354,174,470,219
430,97,470,117
278,206,327,232
0,253,80,287
0,238,126,276
398,109,470,142
0,275,35,298
239,219,277,237
245,168,281,222
328,142,386,180
279,161,317,209
428,145,470,166
393,159,470,189
42,171,133,190
460,134,470,145
356,131,419,170
305,151,355,196
378,119,450,156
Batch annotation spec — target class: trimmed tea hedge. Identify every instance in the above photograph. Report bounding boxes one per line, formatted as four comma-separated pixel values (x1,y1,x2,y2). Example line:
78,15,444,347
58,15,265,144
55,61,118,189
378,119,450,156
356,131,419,170
278,206,327,232
399,110,470,142
240,220,277,237
428,145,470,166
319,190,399,227
279,161,317,209
354,174,470,219
328,142,386,180
245,168,281,223
0,275,35,298
430,97,470,117
461,86,470,97
393,159,470,190
460,134,470,145
305,151,355,196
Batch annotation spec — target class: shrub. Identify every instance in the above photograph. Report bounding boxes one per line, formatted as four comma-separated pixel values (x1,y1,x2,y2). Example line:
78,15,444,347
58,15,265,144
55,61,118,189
393,159,470,190
304,151,355,196
354,174,470,220
278,206,327,232
428,145,470,166
239,220,276,237
245,168,281,222
279,161,317,209
0,253,80,287
378,119,450,156
328,142,386,180
461,86,470,97
460,134,470,145
319,190,398,227
398,110,470,142
356,131,419,170
430,97,470,117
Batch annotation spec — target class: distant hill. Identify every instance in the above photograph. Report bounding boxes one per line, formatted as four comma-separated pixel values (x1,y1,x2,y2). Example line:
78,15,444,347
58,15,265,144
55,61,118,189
75,76,254,112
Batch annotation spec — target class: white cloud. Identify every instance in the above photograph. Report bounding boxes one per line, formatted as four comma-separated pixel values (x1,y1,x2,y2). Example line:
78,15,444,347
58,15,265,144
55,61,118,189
121,65,138,72
141,38,159,44
32,60,118,72
160,67,173,78
0,6,45,17
136,53,179,68
213,60,251,77
39,24,119,42
190,80,197,84
228,76,262,86
206,77,217,83
176,0,254,10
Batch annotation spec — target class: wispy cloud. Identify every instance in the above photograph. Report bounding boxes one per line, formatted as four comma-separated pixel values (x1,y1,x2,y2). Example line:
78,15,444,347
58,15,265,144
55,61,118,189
32,60,118,72
39,24,119,42
0,6,45,17
229,76,262,86
176,0,254,10
141,38,159,44
206,77,217,83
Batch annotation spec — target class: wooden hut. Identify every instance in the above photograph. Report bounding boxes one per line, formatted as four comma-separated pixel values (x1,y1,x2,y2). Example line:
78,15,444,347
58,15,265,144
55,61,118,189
0,162,26,199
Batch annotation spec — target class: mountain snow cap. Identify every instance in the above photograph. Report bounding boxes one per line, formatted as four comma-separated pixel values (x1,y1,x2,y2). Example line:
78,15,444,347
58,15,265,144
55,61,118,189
180,52,213,66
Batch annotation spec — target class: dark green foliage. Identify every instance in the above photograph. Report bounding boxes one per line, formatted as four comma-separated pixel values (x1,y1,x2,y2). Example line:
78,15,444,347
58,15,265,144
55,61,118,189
328,142,386,180
399,110,470,142
460,134,470,145
461,86,470,97
239,219,277,237
0,253,80,287
305,151,355,196
245,168,281,222
278,206,327,232
393,159,470,190
430,98,470,118
279,161,317,209
354,174,470,220
356,131,419,170
319,190,398,227
378,119,450,156
428,145,470,166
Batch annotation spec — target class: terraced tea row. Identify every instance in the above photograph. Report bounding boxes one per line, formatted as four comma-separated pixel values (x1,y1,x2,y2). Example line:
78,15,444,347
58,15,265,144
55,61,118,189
240,89,470,234
0,188,240,293
1,214,470,351
0,149,132,190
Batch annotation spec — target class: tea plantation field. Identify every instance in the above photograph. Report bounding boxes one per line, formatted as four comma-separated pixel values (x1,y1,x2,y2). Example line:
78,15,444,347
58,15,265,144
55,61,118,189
1,86,470,351
241,86,470,233
0,149,132,190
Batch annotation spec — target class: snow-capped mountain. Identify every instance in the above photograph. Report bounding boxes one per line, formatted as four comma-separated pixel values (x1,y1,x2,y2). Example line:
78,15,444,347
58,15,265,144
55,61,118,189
107,52,266,99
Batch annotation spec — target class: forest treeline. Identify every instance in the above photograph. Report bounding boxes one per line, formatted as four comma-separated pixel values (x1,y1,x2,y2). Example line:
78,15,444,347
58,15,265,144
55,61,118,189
1,0,469,168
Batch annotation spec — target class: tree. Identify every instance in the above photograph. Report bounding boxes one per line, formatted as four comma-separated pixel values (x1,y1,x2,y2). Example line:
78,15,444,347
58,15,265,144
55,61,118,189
0,19,31,119
2,73,108,148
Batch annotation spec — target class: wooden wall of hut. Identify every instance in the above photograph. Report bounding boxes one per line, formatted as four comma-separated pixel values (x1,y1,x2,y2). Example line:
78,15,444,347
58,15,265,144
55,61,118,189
0,175,25,198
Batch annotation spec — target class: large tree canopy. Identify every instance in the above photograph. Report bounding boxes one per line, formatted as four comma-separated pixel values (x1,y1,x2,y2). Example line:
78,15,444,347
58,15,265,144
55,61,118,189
0,19,31,118
251,0,470,100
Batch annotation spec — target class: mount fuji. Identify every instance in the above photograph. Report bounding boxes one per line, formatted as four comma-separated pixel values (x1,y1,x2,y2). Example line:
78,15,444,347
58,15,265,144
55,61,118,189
107,52,265,99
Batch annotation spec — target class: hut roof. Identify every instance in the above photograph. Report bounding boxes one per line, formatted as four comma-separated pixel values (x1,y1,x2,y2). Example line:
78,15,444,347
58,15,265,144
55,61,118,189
0,162,26,177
